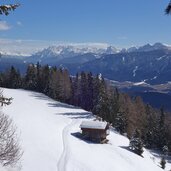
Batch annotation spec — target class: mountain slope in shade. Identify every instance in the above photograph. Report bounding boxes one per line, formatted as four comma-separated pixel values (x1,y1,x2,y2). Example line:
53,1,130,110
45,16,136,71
71,49,171,84
0,57,27,73
1,88,170,171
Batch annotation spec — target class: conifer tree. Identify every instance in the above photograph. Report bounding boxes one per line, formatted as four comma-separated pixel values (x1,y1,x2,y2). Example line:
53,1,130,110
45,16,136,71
160,157,166,169
163,145,169,156
86,72,94,111
92,74,101,108
80,71,88,109
129,129,144,156
93,75,109,120
108,87,121,125
61,69,72,102
134,96,147,138
48,67,61,100
35,62,42,92
114,112,127,134
156,107,167,149
71,73,80,106
41,65,50,94
120,94,137,137
24,64,37,90
144,104,158,148
10,67,21,88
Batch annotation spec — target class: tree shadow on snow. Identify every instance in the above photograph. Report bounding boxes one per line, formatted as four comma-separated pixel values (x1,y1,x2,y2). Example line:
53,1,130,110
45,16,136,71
29,92,81,109
119,146,133,153
57,112,93,119
48,102,81,109
29,92,54,102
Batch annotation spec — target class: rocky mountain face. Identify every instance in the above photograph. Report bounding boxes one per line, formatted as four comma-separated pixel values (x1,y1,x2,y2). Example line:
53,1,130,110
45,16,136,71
72,49,171,84
25,44,119,64
0,44,118,72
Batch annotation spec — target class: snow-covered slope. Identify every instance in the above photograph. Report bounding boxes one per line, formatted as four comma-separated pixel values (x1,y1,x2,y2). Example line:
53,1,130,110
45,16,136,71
1,88,170,171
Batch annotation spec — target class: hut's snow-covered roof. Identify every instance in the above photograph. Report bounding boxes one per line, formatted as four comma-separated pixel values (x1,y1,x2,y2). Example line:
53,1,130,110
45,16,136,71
80,121,107,130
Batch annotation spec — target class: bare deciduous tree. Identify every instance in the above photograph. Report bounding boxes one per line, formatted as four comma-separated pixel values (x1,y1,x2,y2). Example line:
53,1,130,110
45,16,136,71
0,1,21,166
0,89,22,166
0,89,13,106
0,112,22,166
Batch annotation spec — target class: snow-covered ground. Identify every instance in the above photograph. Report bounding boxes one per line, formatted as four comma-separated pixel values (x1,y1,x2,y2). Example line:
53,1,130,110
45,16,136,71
1,88,171,171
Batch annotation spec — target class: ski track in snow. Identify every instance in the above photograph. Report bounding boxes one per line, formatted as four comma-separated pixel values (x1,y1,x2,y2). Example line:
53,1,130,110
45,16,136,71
57,120,76,171
57,118,87,171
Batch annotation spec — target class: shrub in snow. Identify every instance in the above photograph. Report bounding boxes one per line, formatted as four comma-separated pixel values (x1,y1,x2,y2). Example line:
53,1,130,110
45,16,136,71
114,112,127,135
160,157,166,169
0,112,22,166
129,129,144,156
162,145,169,156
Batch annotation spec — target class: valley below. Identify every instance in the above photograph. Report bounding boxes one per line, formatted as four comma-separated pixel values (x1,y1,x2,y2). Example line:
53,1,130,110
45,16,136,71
111,81,171,111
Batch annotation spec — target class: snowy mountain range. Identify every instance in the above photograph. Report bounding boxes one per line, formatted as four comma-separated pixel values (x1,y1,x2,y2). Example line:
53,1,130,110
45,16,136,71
1,42,171,83
0,43,119,58
0,42,170,59
35,42,171,57
125,42,171,53
22,42,171,63
24,44,119,63
25,42,171,60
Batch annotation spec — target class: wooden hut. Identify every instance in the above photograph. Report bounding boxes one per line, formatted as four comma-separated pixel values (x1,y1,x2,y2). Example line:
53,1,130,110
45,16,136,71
80,121,109,143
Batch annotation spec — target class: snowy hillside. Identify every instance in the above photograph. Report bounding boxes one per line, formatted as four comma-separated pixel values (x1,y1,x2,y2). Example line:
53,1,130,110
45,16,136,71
1,88,170,171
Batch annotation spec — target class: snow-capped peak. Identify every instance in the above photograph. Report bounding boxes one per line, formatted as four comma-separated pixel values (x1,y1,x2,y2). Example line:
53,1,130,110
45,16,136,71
126,43,170,53
33,44,119,59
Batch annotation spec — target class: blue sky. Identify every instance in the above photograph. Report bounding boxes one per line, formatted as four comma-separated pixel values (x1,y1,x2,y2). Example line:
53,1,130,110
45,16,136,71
0,0,171,52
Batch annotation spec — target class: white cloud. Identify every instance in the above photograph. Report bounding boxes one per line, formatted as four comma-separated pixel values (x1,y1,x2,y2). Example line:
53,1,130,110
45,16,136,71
0,21,11,31
17,21,23,26
0,39,53,56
